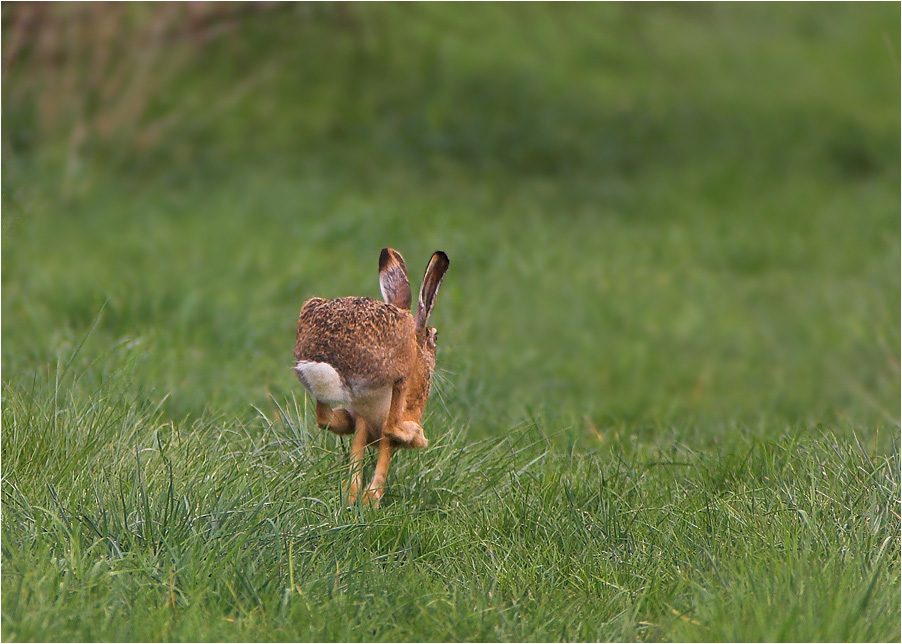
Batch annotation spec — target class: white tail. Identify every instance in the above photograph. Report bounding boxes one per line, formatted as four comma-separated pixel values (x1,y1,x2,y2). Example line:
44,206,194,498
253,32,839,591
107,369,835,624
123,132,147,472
294,360,349,404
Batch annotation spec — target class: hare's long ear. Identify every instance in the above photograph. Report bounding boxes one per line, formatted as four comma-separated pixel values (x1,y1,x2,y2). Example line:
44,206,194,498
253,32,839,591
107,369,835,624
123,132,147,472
415,251,450,331
379,248,412,310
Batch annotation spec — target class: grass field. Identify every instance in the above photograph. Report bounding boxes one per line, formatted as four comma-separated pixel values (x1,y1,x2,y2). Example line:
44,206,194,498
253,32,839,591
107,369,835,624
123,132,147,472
2,3,900,641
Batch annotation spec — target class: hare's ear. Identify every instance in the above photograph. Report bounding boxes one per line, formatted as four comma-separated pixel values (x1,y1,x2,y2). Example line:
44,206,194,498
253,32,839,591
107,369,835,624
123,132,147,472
415,251,450,330
379,248,412,309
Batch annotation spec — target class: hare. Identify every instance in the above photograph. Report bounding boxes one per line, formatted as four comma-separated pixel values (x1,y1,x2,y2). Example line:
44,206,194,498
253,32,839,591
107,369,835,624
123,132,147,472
294,248,450,507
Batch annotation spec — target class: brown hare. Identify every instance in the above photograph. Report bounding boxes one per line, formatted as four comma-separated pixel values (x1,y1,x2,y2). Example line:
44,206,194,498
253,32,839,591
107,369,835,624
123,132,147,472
294,248,449,507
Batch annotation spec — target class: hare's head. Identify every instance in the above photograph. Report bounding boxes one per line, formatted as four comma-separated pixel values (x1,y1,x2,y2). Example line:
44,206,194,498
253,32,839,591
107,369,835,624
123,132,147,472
379,248,450,423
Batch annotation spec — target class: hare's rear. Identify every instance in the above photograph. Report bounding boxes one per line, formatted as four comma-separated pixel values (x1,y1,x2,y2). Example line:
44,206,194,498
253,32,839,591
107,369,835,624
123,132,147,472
294,248,449,507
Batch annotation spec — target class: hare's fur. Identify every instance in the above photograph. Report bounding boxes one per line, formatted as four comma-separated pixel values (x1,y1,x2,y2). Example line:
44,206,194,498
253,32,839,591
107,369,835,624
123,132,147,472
293,248,449,507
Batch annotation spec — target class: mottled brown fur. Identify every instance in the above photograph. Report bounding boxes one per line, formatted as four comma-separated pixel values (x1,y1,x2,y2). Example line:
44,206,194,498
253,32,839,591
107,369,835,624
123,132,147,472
295,296,417,394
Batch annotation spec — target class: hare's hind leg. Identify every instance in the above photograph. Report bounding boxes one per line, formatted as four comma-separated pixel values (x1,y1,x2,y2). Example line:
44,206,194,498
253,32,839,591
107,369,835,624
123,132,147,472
395,421,428,449
382,379,428,447
316,401,354,435
347,415,370,505
362,435,393,508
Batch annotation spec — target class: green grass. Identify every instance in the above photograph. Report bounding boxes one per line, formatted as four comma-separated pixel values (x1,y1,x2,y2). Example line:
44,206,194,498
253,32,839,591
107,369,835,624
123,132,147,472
2,372,899,641
2,2,900,641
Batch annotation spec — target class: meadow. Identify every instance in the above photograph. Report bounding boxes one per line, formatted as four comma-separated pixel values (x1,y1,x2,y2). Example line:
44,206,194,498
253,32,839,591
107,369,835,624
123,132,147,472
2,3,900,641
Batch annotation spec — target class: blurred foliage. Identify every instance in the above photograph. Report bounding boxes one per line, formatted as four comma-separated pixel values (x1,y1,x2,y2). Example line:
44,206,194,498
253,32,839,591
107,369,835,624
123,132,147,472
5,2,897,184
3,2,339,190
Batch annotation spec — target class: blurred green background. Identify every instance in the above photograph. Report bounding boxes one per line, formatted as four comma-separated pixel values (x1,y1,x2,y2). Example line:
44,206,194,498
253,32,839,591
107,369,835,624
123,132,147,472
3,1,899,444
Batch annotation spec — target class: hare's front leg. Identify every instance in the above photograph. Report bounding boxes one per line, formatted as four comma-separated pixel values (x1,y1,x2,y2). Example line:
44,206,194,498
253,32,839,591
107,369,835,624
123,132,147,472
382,379,428,447
316,401,354,435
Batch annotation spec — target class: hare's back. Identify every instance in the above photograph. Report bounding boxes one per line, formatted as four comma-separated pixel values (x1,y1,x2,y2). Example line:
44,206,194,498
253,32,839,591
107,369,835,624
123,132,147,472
294,297,416,396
